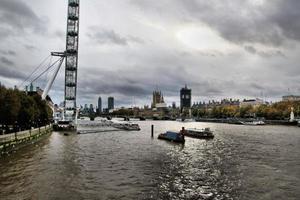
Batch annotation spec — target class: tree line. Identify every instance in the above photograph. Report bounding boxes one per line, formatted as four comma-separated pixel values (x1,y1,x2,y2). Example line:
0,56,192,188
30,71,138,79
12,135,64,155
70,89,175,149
192,101,300,120
0,85,53,134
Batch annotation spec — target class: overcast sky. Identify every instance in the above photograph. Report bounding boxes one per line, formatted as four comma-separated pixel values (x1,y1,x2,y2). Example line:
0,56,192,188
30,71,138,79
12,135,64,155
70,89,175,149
0,0,300,108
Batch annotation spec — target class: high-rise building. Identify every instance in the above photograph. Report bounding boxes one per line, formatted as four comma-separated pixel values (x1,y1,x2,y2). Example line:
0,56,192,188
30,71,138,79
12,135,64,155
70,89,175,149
89,104,94,113
98,97,102,114
108,97,114,110
180,85,191,111
172,102,176,109
152,90,165,108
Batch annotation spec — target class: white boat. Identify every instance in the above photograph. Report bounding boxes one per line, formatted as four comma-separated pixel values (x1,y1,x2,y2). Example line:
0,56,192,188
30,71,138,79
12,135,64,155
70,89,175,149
129,118,140,121
111,121,140,131
241,120,265,126
176,118,195,122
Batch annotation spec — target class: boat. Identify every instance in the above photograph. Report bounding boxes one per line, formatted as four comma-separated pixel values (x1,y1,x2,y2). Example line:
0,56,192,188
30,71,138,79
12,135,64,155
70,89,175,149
129,118,140,121
240,120,265,126
122,123,141,131
158,131,185,143
110,120,141,131
185,128,214,139
176,118,195,122
53,120,76,131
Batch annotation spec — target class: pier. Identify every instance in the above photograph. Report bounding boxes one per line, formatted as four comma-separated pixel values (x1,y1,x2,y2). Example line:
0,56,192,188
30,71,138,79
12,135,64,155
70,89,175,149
0,125,52,155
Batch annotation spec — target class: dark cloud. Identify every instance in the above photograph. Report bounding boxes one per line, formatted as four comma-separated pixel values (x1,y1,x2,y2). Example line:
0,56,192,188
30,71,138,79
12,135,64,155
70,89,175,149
76,64,190,102
1,57,14,66
244,45,285,57
0,50,16,56
0,64,26,79
0,0,46,39
273,0,300,42
131,0,300,47
87,27,144,46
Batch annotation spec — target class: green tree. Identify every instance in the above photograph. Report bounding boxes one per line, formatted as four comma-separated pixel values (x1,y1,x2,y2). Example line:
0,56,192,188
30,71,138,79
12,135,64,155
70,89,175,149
18,94,36,130
2,88,21,132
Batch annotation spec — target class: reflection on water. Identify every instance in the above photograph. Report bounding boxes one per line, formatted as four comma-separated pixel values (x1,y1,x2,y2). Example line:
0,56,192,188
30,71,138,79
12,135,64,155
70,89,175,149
0,121,299,200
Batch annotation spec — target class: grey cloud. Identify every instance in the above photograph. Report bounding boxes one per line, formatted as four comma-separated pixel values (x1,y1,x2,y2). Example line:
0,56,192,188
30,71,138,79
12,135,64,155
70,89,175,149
1,0,299,107
0,0,46,39
244,45,285,57
0,50,16,56
76,63,226,106
244,46,257,54
24,44,37,51
87,27,144,46
52,30,65,41
131,0,300,47
127,36,145,44
77,64,190,101
1,57,14,66
0,64,26,79
273,0,300,42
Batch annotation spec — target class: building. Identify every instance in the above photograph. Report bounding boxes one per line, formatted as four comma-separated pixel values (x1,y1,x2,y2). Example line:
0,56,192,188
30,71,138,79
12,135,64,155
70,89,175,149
89,104,94,113
97,97,102,114
172,102,176,109
193,98,240,109
108,97,114,110
25,84,54,111
180,85,191,111
240,98,264,108
282,95,300,102
155,103,167,109
152,90,165,108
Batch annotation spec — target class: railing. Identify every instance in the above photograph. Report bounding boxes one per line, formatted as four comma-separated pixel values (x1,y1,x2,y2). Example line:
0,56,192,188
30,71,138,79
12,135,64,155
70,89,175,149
0,125,52,146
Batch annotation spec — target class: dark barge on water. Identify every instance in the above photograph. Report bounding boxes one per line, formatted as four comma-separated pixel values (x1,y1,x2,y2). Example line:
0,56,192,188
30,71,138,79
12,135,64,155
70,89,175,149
158,131,185,143
185,128,214,139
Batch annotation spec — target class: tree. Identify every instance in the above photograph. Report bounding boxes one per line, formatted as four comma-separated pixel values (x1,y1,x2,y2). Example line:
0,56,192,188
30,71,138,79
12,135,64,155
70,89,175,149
2,89,21,132
0,85,7,126
18,94,36,130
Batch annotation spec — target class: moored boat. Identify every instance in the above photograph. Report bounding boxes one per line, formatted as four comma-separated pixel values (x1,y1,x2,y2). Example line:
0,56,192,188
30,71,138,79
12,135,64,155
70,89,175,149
53,120,76,131
240,120,265,126
176,118,195,122
122,123,141,131
185,128,214,139
158,131,185,143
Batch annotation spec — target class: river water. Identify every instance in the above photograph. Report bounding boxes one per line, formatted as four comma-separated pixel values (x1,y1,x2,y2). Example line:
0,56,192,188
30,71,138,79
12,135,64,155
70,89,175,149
0,121,299,200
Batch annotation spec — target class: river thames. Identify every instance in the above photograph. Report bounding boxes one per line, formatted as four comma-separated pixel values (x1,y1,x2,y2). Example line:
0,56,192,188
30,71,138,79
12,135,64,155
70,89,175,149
0,121,299,200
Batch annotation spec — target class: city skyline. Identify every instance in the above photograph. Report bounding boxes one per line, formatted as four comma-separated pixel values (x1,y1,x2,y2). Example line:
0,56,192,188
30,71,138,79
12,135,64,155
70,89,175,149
0,0,300,107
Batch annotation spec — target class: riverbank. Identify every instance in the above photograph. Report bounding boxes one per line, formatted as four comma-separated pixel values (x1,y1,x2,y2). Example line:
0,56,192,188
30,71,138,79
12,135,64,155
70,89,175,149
0,125,52,156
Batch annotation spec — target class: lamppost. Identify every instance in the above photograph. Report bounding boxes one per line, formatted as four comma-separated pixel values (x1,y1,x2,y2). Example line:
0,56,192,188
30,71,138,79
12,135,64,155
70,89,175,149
29,120,31,137
38,119,41,133
14,120,18,141
45,118,47,130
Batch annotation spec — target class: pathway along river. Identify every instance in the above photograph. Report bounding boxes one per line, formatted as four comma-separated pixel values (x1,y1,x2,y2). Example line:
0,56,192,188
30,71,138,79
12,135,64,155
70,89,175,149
0,121,299,200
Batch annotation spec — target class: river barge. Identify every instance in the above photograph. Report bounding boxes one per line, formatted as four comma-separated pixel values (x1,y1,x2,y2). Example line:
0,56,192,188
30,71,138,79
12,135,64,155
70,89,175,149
185,128,214,139
158,131,185,143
